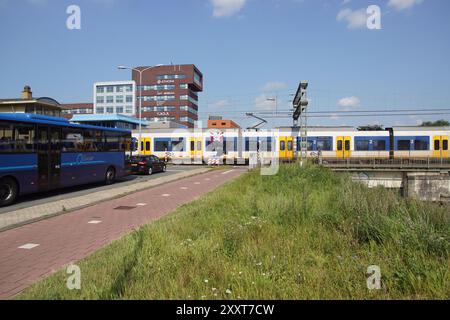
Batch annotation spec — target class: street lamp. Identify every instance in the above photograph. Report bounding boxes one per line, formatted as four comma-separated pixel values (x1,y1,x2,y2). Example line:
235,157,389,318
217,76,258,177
117,64,163,155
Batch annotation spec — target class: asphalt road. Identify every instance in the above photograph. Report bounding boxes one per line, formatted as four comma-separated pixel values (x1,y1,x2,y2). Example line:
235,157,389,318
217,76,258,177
0,165,202,214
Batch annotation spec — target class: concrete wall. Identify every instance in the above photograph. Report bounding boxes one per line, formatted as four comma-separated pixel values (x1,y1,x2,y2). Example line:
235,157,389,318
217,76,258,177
350,170,450,202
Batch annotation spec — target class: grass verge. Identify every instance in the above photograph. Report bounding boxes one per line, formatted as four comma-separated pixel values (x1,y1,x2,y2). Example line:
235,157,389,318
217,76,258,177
18,164,449,299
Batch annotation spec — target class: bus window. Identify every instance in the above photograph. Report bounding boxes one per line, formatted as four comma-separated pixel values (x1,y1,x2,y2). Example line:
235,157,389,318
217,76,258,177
15,124,35,152
0,123,14,153
62,128,83,152
105,132,121,152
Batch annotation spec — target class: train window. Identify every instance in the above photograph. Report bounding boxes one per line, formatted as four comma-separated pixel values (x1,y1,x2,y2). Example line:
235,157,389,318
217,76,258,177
345,140,350,151
172,138,185,152
355,140,370,151
443,140,448,151
434,140,440,150
190,140,195,151
197,141,202,151
307,140,314,151
414,140,429,151
280,140,285,151
397,140,411,151
155,140,170,152
317,138,332,151
141,141,144,152
145,141,150,151
337,140,343,151
288,140,293,151
373,140,386,151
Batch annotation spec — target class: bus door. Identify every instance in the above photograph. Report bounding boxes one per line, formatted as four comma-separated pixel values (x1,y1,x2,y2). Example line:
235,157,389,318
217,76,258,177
37,126,61,190
433,136,449,158
336,136,351,159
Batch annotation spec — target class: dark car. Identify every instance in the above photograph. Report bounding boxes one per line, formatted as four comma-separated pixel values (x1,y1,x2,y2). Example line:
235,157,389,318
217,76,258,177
130,155,167,175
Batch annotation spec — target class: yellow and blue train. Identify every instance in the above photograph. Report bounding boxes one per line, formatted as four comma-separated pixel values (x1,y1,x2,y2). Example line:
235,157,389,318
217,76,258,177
131,126,450,163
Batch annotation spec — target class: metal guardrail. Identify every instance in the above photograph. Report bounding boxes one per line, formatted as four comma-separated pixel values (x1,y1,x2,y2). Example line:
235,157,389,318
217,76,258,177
316,157,450,170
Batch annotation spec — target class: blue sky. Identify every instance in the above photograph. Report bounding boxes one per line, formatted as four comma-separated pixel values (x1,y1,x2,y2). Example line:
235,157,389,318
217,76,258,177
1,0,449,128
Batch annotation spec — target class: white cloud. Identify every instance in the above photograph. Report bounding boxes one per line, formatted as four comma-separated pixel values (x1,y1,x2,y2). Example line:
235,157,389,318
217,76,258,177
261,81,288,92
212,99,231,108
387,0,424,11
337,8,367,29
254,94,277,111
210,0,247,18
338,96,361,108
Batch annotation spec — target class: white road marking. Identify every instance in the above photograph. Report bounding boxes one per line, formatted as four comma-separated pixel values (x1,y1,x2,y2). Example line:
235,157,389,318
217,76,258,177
18,243,39,250
180,187,188,190
88,220,102,224
222,170,234,175
162,194,171,197
204,178,211,181
194,182,201,185
136,203,147,206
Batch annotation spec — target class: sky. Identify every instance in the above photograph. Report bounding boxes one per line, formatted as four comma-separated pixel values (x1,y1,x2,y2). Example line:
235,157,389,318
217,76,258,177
1,0,450,128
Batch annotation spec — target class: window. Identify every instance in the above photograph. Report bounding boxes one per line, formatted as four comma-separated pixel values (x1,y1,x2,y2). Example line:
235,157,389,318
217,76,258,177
280,140,285,151
337,140,343,151
62,128,84,152
180,84,188,89
14,124,35,152
96,107,104,114
317,138,332,151
356,140,370,151
180,95,188,100
194,71,202,86
288,140,293,151
414,140,429,151
155,140,170,152
106,96,114,103
172,138,185,151
97,86,105,93
126,95,133,103
104,132,121,152
125,106,133,114
96,96,104,104
397,140,411,151
116,96,124,103
190,140,195,151
444,140,449,151
373,140,386,151
345,140,350,151
125,85,133,92
106,107,114,114
435,139,440,150
116,106,124,114
116,86,124,93
106,86,114,93
156,74,186,80
84,130,104,152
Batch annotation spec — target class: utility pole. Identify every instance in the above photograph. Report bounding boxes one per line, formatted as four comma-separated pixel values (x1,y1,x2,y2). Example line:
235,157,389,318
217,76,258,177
293,81,309,167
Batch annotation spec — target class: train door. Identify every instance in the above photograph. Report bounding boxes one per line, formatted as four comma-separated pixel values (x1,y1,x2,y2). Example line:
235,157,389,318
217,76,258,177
433,136,449,158
279,136,293,160
190,138,202,158
336,136,351,159
143,138,151,156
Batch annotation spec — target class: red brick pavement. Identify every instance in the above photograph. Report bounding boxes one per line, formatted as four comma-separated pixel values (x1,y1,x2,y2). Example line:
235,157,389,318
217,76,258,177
0,168,246,299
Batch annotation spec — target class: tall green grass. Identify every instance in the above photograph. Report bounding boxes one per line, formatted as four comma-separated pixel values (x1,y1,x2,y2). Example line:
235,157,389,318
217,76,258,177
19,164,449,299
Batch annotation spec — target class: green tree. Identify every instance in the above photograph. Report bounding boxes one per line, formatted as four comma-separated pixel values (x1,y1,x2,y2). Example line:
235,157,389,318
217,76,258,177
420,119,450,127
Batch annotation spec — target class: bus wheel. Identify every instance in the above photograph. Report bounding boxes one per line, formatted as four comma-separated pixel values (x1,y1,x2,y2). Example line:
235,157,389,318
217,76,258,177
105,167,116,185
0,177,18,207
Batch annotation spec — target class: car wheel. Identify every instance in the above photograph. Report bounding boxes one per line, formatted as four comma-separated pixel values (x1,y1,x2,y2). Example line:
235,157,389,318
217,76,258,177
162,165,166,172
148,167,153,175
0,177,18,207
105,167,116,185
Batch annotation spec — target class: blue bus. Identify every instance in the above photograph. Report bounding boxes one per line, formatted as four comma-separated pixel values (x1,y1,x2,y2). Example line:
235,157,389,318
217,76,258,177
0,113,132,206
